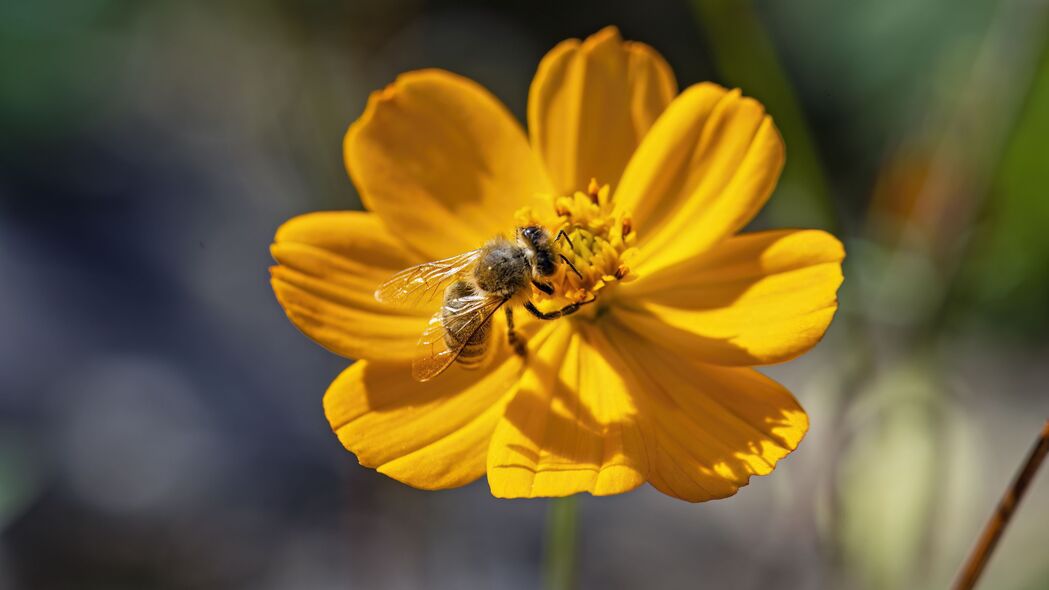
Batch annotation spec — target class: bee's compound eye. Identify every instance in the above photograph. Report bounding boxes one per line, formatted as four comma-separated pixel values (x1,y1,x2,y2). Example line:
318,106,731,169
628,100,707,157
521,226,541,244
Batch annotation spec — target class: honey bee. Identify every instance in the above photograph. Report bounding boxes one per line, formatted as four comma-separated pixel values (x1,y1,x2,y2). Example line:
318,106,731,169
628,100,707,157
375,226,592,381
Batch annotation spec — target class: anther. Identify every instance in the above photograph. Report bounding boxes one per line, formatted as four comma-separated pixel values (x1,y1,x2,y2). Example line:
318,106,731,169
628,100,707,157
614,264,629,280
587,178,601,204
621,218,632,237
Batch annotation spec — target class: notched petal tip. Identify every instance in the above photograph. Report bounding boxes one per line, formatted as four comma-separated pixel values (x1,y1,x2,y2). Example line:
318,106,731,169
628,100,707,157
325,357,523,491
487,465,647,500
617,226,844,367
551,25,623,52
268,211,429,362
614,80,789,274
529,26,677,196
484,324,650,500
598,326,811,503
344,68,473,170
583,24,623,48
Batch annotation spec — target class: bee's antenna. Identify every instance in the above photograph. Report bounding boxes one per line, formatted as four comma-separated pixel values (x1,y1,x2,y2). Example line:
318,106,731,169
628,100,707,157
560,254,583,280
554,229,575,250
551,229,583,279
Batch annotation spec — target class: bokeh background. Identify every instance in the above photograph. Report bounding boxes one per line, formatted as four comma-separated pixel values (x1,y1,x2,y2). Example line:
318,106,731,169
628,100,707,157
2,0,1049,588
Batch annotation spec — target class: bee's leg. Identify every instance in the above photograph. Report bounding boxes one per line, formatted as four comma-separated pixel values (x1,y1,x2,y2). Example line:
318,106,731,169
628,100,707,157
505,307,527,357
531,280,554,295
524,295,597,320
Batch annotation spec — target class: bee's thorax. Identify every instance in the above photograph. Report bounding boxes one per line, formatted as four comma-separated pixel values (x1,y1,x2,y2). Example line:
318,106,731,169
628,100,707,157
472,238,531,299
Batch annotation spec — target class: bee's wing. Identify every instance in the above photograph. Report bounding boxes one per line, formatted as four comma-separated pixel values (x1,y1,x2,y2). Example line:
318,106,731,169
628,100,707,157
412,293,507,382
374,249,484,309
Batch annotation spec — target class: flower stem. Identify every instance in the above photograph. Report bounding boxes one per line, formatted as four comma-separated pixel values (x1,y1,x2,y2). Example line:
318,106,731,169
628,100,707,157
543,495,578,590
953,419,1049,590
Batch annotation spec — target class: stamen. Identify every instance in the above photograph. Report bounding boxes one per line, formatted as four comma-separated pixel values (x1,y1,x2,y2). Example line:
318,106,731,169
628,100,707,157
516,178,638,316
586,178,601,204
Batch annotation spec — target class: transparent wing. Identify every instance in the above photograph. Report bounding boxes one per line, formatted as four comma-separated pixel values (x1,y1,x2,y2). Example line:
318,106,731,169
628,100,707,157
374,249,483,309
412,293,507,382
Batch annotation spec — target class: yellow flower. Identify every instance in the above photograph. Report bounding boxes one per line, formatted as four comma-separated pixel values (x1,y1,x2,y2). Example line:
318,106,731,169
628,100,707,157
270,27,844,502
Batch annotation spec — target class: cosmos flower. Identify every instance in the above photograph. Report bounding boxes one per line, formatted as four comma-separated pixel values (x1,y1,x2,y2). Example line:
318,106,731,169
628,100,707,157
270,26,844,501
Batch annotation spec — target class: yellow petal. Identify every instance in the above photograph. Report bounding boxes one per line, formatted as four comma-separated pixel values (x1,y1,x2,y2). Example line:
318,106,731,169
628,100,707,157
614,229,844,365
346,69,550,260
270,211,428,362
324,352,524,490
528,26,677,196
487,322,648,498
600,325,808,503
614,83,785,274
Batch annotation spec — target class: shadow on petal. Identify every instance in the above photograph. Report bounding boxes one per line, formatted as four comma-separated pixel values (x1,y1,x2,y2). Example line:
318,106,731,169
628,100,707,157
487,323,647,498
597,322,809,502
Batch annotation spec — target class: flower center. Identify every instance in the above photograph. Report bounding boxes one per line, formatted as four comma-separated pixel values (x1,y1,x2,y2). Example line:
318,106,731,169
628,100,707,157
515,179,637,316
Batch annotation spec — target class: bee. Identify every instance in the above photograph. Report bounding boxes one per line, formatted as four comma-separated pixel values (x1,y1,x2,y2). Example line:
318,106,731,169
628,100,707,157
375,226,592,381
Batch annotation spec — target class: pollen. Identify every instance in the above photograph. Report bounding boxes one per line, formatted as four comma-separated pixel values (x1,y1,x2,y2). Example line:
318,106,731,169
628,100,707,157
516,179,638,313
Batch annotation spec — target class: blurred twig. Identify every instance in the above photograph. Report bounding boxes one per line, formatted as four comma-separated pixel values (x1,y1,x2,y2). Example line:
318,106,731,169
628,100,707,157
858,1,1049,584
953,420,1049,590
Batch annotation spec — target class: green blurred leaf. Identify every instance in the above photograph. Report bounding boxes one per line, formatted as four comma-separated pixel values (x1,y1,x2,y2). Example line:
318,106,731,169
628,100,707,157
957,45,1049,336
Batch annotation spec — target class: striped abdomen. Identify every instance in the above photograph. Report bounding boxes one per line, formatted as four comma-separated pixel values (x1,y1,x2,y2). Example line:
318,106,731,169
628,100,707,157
441,281,491,369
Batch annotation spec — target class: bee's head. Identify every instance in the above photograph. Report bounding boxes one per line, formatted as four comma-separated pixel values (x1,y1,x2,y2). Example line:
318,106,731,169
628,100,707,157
517,225,548,252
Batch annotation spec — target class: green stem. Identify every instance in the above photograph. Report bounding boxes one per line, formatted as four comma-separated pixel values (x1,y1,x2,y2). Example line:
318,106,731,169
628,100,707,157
543,495,578,590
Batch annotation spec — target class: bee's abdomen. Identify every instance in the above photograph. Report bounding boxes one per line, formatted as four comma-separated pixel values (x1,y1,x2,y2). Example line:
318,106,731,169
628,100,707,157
455,342,488,368
442,281,492,369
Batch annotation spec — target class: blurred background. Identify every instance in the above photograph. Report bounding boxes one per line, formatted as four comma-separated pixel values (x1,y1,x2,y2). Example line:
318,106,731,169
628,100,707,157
2,0,1048,588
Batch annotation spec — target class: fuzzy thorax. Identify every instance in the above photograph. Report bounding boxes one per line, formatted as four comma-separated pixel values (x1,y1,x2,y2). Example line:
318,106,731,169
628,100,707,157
516,179,637,315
